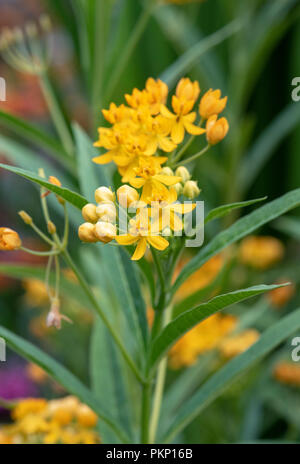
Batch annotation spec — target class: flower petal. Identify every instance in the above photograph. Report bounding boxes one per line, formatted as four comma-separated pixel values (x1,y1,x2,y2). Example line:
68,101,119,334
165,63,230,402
115,235,138,245
147,235,169,251
132,238,147,261
154,175,182,186
170,203,196,214
92,153,113,165
171,123,185,144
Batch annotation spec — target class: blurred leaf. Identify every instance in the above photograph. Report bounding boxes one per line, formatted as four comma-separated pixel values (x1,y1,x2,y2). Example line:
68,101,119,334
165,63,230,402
0,111,74,173
162,307,300,443
90,317,134,444
174,189,300,294
148,284,283,372
273,216,300,240
0,163,87,210
0,325,129,443
160,19,243,88
205,197,267,224
239,104,300,192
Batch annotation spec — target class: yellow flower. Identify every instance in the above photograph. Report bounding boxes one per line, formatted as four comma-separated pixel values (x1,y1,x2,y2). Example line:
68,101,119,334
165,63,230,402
169,313,237,369
26,363,48,384
76,405,98,428
206,115,229,145
12,399,47,421
239,236,284,270
23,279,49,307
0,227,22,251
273,362,300,388
219,329,260,359
267,279,295,308
78,223,98,243
199,89,227,119
125,78,168,115
117,185,140,208
115,215,169,261
160,78,205,144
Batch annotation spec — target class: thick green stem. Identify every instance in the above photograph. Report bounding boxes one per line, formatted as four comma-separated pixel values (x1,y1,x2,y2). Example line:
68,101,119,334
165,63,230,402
141,381,152,444
149,304,173,444
62,250,144,384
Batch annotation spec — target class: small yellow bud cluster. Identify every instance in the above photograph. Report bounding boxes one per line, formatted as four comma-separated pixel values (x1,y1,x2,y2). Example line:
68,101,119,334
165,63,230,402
168,166,201,200
79,187,117,244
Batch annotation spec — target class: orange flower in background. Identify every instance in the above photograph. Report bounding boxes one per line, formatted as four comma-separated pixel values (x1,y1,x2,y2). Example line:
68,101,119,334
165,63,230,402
219,329,260,359
273,362,300,388
239,236,284,270
23,279,49,307
0,228,22,251
169,313,237,369
206,115,229,145
267,279,295,308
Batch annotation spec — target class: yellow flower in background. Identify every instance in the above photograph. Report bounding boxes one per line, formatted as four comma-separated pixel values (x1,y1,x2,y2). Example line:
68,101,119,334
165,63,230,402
199,89,227,120
0,397,100,445
23,279,49,307
267,279,295,309
239,236,284,270
273,362,300,388
218,329,260,359
26,364,48,384
0,227,22,251
169,313,237,369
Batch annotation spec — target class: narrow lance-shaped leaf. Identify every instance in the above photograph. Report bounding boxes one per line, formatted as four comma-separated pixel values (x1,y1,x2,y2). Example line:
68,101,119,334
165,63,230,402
148,284,286,371
205,197,267,224
174,189,300,295
0,326,129,443
161,308,300,443
0,162,87,210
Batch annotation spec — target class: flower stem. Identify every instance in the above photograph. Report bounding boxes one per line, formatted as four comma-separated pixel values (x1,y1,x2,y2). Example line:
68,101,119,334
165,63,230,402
176,144,210,167
149,304,173,444
62,249,144,384
141,381,152,444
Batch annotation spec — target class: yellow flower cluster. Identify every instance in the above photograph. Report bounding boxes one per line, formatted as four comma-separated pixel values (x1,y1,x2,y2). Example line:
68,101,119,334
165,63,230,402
0,396,100,445
218,329,260,359
78,183,195,260
169,313,237,369
273,362,300,388
93,78,228,205
239,236,284,270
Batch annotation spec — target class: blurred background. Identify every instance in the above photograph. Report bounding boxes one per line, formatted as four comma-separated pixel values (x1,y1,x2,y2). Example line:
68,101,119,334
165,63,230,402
0,0,300,444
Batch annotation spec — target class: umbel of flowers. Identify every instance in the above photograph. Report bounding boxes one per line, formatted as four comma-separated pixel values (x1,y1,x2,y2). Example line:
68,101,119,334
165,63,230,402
79,77,228,260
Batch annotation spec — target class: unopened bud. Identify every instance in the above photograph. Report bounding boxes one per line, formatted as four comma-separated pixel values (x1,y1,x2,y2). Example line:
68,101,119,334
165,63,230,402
173,183,183,196
117,185,139,208
199,89,227,120
183,180,201,199
18,210,33,225
82,203,98,223
95,187,115,204
206,115,229,145
160,167,174,177
47,221,56,235
162,227,172,237
96,202,116,223
175,166,191,183
95,222,116,243
0,228,22,251
78,223,98,243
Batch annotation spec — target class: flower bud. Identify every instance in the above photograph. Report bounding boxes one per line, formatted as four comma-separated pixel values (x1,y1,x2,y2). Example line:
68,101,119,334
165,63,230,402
95,222,116,243
95,187,115,204
78,223,98,243
0,228,22,251
47,221,56,235
117,185,139,208
96,202,116,223
160,167,174,177
175,166,191,183
199,89,227,120
82,203,98,223
183,180,201,199
18,210,33,225
77,404,98,428
173,183,183,196
206,115,229,145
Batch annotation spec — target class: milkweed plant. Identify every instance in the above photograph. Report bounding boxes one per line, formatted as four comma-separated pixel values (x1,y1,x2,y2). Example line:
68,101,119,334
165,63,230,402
0,0,300,445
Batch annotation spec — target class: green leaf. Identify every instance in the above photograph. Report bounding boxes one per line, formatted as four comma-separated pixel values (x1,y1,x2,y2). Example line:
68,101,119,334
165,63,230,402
0,162,87,210
239,104,300,193
148,284,284,372
205,197,267,224
0,325,129,443
0,110,74,173
161,307,300,443
160,19,243,88
174,189,300,294
273,216,300,240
